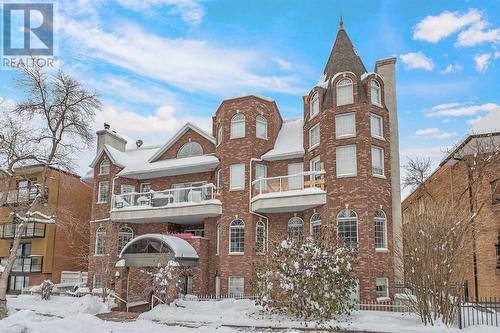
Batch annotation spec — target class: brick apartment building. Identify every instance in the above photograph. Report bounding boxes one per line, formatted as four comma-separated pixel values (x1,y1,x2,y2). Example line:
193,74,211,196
88,21,402,306
402,132,500,299
0,165,92,292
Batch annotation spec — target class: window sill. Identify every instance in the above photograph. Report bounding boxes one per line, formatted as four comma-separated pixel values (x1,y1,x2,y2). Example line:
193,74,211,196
336,134,356,140
377,297,391,302
228,252,244,256
94,254,105,257
337,174,357,178
373,174,386,179
372,135,385,141
337,102,354,107
372,103,383,108
229,188,245,192
310,113,319,121
230,136,245,140
96,202,108,205
376,248,389,253
256,136,268,140
98,173,110,176
308,143,320,152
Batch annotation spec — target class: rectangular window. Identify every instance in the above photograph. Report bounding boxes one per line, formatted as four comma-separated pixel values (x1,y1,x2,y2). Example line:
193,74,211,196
309,124,320,149
255,164,267,192
336,145,357,177
288,163,304,190
229,277,245,298
93,274,103,289
371,146,385,176
230,164,245,190
375,217,387,250
217,125,223,146
376,278,389,299
216,169,222,192
418,196,425,215
140,183,151,193
335,113,356,138
121,185,135,205
98,181,109,203
402,208,409,224
370,114,383,139
310,156,321,186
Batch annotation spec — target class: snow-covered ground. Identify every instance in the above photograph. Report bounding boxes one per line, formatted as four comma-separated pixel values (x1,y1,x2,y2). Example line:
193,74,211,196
0,295,498,333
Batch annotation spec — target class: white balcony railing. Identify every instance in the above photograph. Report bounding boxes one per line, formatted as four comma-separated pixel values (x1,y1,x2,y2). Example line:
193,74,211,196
112,184,218,211
251,171,326,198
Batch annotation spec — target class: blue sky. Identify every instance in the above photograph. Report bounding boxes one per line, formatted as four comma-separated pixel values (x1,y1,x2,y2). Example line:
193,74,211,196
0,0,499,178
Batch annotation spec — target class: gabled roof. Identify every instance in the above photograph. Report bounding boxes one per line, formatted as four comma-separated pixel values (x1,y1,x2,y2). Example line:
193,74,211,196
89,145,126,168
148,123,215,163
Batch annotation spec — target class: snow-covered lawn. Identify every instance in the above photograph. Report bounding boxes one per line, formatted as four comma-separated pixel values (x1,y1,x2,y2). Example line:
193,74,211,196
0,295,497,333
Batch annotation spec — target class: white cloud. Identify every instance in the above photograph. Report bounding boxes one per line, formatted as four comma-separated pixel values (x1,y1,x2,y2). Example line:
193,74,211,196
474,53,492,73
0,96,16,111
58,17,304,96
273,57,293,71
471,108,500,133
414,127,457,140
440,63,463,74
495,51,500,59
413,9,481,43
115,0,205,26
456,21,500,47
426,102,500,118
400,51,434,71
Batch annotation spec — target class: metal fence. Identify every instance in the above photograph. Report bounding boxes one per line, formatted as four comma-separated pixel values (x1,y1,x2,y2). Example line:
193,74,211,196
458,297,500,329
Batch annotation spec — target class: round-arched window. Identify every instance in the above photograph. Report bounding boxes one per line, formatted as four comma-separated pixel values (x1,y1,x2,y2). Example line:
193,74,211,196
230,113,246,139
177,142,203,159
336,78,353,106
288,217,304,242
229,219,245,253
117,226,134,254
374,210,387,249
310,213,321,239
337,208,358,246
370,79,381,105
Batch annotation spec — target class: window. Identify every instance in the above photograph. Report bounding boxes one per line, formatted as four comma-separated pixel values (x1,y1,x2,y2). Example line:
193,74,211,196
99,160,110,175
288,217,304,242
335,113,356,138
118,226,133,254
230,164,245,190
177,142,203,159
229,277,244,297
255,164,267,192
336,78,353,106
337,209,358,246
491,179,500,205
217,125,223,146
402,208,409,224
310,92,320,118
93,274,103,289
230,113,245,139
121,185,135,206
255,219,266,253
256,115,268,139
229,219,245,253
310,213,321,239
310,156,321,185
288,163,304,190
374,210,387,250
98,181,109,203
216,169,222,192
371,146,385,176
418,196,425,215
336,145,357,177
216,224,220,255
95,227,106,255
370,114,383,139
140,183,151,193
371,80,381,105
376,278,389,299
309,124,320,149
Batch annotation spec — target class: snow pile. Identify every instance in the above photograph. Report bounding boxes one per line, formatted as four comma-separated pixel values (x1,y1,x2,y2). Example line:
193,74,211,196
6,295,108,317
70,295,108,315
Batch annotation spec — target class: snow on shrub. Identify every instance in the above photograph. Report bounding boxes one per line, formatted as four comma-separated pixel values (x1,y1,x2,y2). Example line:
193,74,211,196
256,237,357,323
141,260,182,304
40,280,55,300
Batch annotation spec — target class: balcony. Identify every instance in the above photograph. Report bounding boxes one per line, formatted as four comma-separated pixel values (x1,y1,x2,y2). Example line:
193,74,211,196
1,186,47,205
251,171,327,213
0,256,43,273
111,184,222,224
0,223,46,239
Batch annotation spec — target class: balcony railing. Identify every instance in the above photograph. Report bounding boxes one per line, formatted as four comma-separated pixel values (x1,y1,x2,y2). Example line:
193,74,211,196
0,256,43,273
112,183,219,211
0,222,46,239
0,186,47,205
251,171,326,197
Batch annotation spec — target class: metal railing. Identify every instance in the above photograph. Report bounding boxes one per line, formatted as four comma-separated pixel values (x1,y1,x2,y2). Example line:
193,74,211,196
112,183,218,210
458,297,500,329
0,222,46,239
251,171,325,198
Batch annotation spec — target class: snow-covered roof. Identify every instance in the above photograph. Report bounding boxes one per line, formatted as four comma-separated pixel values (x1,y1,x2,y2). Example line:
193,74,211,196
119,233,199,259
261,118,304,161
148,123,215,163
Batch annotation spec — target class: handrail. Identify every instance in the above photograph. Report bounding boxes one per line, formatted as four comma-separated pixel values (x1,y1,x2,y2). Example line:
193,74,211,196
151,294,165,310
251,170,325,185
109,293,129,312
115,183,216,197
251,170,326,197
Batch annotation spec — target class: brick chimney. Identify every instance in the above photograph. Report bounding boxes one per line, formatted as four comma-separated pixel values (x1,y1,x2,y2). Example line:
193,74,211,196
96,123,127,152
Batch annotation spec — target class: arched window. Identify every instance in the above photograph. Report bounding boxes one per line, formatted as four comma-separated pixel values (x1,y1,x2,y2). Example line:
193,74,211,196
256,115,268,139
337,208,358,246
117,226,134,254
374,210,387,249
217,125,223,146
99,160,110,175
255,219,266,253
288,217,304,242
177,142,203,159
336,78,353,106
310,92,320,118
230,113,245,139
95,227,106,255
229,219,245,253
370,79,381,105
310,213,321,239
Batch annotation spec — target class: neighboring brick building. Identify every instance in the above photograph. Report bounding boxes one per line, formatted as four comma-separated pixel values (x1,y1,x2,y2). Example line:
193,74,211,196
0,165,92,292
402,132,500,299
88,21,402,306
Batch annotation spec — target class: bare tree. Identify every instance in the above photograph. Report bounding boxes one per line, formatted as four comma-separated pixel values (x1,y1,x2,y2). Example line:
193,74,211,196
402,157,433,195
0,62,100,318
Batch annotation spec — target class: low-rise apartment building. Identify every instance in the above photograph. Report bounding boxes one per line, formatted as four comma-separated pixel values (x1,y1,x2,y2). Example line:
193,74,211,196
0,165,92,292
88,21,402,306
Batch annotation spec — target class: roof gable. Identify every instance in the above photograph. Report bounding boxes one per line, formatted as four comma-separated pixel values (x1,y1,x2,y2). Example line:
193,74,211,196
149,123,215,163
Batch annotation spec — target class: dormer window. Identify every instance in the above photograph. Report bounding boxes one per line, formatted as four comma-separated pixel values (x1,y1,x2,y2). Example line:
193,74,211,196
336,78,353,106
310,92,320,119
177,142,203,158
370,79,381,106
230,113,245,139
99,160,110,175
256,115,268,139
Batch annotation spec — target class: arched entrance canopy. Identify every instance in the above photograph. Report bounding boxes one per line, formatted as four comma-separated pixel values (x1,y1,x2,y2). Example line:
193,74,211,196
118,234,198,267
